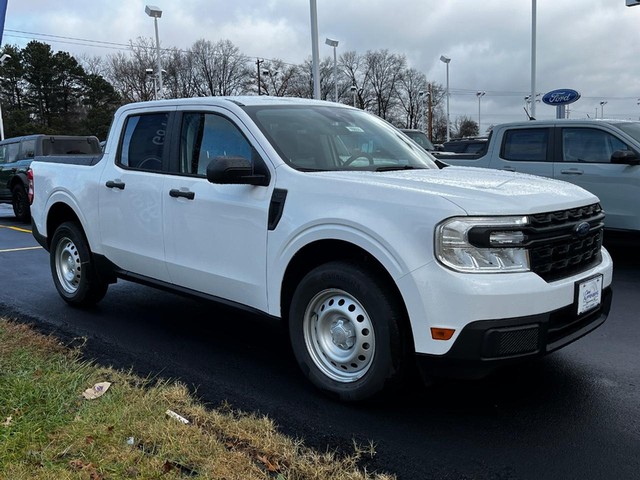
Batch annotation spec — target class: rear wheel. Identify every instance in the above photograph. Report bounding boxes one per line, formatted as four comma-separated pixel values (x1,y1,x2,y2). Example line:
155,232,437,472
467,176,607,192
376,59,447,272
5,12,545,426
50,222,108,306
12,184,30,223
289,261,409,401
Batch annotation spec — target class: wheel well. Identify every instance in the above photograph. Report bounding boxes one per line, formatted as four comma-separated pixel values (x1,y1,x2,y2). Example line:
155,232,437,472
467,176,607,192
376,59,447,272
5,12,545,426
280,239,414,351
9,174,26,190
46,203,81,248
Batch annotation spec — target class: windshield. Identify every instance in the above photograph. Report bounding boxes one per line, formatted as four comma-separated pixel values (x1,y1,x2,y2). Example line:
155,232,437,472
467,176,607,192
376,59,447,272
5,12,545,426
243,105,438,171
612,122,640,144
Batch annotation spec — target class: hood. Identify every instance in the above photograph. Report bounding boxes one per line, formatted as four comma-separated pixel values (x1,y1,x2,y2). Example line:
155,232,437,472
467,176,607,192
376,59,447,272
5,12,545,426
312,166,599,216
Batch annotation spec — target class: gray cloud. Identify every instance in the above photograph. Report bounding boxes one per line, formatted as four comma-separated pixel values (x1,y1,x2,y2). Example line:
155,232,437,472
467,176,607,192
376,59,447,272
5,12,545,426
4,0,640,126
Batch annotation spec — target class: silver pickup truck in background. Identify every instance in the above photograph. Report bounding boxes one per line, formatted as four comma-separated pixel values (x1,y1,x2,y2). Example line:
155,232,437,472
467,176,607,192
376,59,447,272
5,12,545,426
439,119,640,233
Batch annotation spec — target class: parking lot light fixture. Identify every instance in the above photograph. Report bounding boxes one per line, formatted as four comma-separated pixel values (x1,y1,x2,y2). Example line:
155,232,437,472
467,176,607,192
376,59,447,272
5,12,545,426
325,38,339,102
600,101,607,119
145,5,163,99
440,55,451,142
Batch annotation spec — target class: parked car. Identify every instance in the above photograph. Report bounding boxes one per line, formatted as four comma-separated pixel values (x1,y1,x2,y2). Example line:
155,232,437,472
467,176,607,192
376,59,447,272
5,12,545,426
30,97,612,401
441,119,640,233
0,134,101,222
441,137,488,154
400,129,438,152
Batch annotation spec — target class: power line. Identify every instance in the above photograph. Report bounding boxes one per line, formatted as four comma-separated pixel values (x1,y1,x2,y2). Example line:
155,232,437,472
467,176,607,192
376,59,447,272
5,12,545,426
3,28,300,67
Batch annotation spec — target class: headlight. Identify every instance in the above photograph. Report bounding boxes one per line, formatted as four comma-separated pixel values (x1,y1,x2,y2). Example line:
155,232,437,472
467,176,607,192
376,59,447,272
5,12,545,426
435,216,530,273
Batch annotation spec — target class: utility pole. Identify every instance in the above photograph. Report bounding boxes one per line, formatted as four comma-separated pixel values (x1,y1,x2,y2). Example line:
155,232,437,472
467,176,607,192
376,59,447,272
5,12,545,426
256,58,264,95
428,83,433,141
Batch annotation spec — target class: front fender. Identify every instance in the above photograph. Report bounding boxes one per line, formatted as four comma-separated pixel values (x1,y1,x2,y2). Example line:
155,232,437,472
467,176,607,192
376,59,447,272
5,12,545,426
266,221,418,318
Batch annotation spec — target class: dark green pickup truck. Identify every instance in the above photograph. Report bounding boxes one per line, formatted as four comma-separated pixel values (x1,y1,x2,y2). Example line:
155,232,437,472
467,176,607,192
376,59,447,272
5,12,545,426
0,135,101,222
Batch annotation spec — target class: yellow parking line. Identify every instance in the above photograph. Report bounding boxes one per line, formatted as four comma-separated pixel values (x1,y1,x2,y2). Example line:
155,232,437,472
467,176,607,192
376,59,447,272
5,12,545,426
0,246,43,253
0,225,32,233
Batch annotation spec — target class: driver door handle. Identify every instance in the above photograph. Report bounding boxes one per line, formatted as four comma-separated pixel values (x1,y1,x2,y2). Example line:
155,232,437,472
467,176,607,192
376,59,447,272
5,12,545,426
560,168,584,175
502,166,516,172
169,189,195,200
105,180,126,190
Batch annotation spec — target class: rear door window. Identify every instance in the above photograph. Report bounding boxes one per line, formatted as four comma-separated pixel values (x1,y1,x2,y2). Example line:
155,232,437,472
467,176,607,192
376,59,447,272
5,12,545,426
118,113,169,172
501,128,550,161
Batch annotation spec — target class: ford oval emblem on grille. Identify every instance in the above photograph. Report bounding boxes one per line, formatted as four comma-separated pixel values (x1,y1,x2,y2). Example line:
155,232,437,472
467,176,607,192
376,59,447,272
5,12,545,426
575,221,591,237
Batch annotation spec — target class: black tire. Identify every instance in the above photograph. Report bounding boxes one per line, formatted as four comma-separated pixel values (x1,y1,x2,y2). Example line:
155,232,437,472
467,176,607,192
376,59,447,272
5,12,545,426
50,221,108,306
12,184,30,223
289,261,409,401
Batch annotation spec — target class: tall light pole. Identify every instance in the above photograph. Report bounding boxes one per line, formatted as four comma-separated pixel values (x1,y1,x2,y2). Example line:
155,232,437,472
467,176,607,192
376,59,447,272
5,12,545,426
325,38,339,102
476,91,486,135
440,55,451,142
418,90,427,132
0,53,10,140
350,85,357,107
600,101,608,119
530,0,537,119
145,68,158,100
145,5,163,100
310,0,321,99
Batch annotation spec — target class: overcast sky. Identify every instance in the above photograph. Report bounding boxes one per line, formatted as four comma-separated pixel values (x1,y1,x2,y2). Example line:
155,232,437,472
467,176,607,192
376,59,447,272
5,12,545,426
4,0,640,130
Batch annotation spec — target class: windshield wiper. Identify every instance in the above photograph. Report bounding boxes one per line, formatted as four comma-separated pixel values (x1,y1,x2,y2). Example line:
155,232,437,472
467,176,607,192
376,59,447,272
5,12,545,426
375,165,421,172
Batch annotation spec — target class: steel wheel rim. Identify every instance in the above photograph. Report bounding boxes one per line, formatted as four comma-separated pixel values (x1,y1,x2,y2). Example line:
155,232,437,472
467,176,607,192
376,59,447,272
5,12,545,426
303,288,375,383
54,236,82,294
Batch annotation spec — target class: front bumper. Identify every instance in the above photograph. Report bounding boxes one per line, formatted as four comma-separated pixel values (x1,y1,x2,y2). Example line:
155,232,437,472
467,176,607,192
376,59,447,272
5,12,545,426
415,286,612,379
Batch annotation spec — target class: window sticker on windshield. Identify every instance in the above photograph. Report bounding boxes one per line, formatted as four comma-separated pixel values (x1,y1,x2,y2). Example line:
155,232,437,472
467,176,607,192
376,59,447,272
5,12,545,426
346,126,364,133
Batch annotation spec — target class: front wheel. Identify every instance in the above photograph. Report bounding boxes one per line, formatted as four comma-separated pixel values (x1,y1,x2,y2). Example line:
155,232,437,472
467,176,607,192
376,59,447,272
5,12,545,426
50,222,108,306
289,261,409,401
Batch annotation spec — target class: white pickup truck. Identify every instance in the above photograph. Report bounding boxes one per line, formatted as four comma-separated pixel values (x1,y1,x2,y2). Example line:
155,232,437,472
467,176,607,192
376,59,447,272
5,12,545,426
30,97,613,401
439,119,640,233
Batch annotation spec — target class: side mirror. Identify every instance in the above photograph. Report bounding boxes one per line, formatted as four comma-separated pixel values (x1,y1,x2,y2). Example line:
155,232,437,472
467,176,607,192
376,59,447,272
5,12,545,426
611,150,640,165
206,156,270,186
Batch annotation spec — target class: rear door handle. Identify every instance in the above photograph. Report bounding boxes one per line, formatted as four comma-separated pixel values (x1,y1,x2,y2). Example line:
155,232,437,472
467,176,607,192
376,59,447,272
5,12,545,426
502,166,516,172
105,180,126,190
560,169,584,175
169,189,195,200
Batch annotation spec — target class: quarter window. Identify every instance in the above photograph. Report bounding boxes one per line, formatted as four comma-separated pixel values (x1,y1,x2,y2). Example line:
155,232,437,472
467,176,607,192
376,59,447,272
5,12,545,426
179,113,253,175
501,129,549,162
0,143,19,164
118,113,168,171
20,139,36,159
562,128,630,163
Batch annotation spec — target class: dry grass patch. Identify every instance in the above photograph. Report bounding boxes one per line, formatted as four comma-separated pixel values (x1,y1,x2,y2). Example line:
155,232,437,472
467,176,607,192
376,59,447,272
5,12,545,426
0,319,395,479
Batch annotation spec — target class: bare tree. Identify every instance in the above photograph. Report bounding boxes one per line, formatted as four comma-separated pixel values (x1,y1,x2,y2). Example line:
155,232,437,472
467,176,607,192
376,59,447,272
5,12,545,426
340,50,372,110
77,53,107,77
106,37,158,102
453,116,479,138
365,49,406,119
257,59,297,97
191,39,252,97
397,68,427,129
163,47,198,99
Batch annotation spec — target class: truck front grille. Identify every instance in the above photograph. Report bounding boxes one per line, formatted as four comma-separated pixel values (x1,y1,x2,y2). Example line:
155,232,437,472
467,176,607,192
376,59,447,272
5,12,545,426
526,203,604,282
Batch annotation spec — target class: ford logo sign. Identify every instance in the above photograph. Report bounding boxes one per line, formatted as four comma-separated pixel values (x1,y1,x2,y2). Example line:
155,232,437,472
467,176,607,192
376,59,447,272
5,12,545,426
575,221,591,238
542,89,581,106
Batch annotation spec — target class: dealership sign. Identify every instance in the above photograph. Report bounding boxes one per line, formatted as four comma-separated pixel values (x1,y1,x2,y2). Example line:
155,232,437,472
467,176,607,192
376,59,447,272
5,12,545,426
542,89,581,106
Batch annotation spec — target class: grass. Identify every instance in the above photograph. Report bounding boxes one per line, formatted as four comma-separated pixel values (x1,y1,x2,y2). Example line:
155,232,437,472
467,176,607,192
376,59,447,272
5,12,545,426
0,319,395,480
